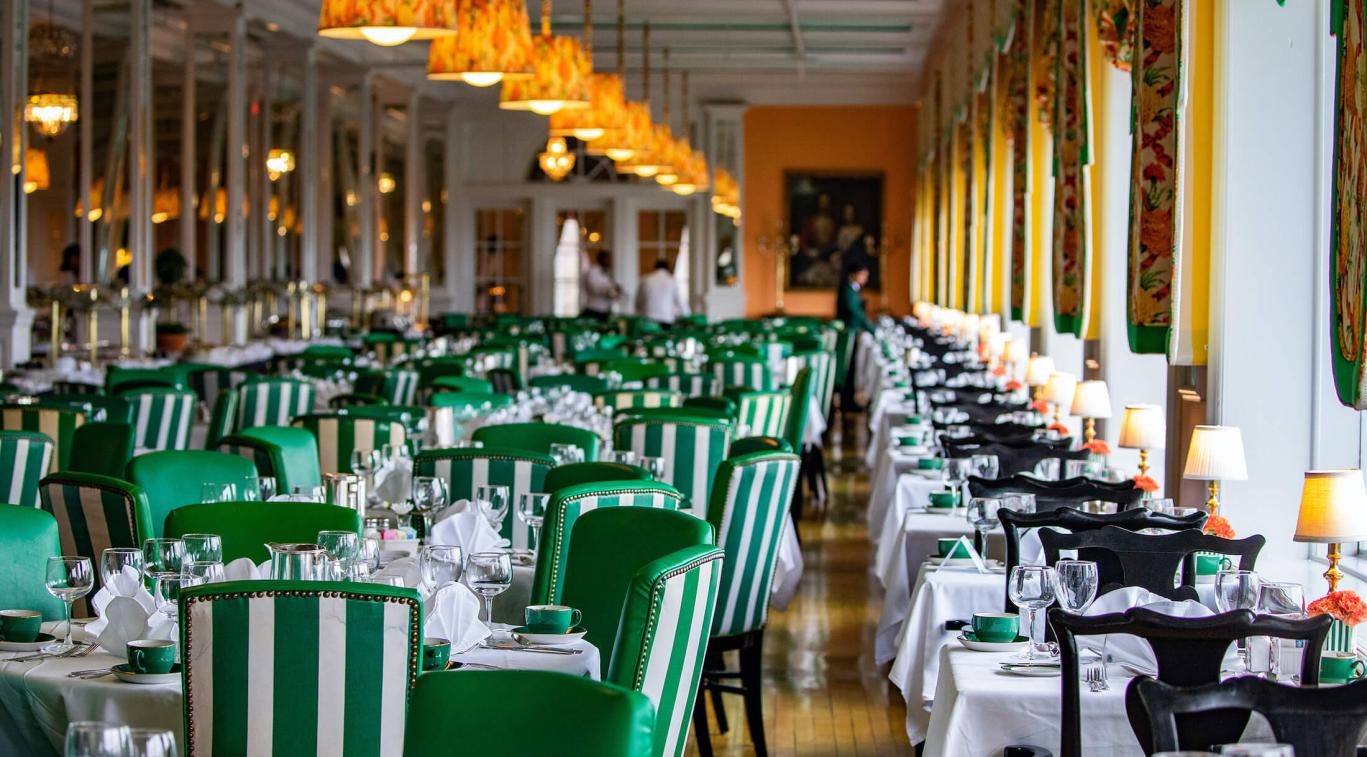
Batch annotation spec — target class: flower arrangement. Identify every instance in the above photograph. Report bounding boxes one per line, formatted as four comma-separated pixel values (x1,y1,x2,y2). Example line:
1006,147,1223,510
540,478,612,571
1005,379,1024,391
1202,513,1235,539
1029,400,1050,413
1308,591,1367,627
1132,474,1159,493
1046,422,1070,435
1081,439,1111,455
991,365,1007,377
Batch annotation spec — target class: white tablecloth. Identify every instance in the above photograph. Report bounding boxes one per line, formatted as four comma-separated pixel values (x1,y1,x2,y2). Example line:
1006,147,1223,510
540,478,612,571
453,623,601,679
869,454,937,546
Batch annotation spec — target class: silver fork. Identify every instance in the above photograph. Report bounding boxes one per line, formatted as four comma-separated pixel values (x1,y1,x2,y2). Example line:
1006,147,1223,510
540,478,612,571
1086,663,1109,692
8,642,91,664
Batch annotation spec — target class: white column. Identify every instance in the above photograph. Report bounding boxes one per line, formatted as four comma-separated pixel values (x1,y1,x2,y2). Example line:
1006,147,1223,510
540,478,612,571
444,106,473,312
404,91,422,278
528,196,556,316
129,0,154,353
610,196,638,312
0,0,33,367
254,66,274,281
223,9,248,343
316,78,334,286
180,24,196,282
356,73,376,288
300,46,319,284
78,0,93,281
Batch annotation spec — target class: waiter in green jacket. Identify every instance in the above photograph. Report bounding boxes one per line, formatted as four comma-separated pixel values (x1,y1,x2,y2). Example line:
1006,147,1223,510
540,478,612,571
836,261,875,410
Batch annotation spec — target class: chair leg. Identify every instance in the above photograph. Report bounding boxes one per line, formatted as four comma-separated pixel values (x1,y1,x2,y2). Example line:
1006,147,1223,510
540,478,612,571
691,692,714,757
740,632,768,757
706,649,730,734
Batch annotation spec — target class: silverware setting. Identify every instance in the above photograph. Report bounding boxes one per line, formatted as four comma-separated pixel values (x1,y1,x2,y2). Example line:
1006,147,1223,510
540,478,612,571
7,641,94,663
68,667,115,679
1085,664,1109,692
480,642,583,655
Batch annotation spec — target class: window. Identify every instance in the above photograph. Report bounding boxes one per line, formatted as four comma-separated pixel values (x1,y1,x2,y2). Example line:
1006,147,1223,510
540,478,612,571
637,209,687,275
474,207,526,314
552,209,609,317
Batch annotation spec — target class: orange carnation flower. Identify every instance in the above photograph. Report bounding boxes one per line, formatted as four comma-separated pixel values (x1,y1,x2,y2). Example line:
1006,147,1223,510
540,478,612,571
1005,379,1024,391
1202,513,1236,539
1046,422,1070,434
1133,474,1159,492
1029,400,1050,413
1081,439,1111,456
1308,590,1367,626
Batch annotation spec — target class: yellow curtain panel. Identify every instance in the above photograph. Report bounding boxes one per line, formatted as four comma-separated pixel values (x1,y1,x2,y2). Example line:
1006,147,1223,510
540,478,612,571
1170,0,1212,365
1331,0,1367,406
1028,0,1055,328
989,54,1012,317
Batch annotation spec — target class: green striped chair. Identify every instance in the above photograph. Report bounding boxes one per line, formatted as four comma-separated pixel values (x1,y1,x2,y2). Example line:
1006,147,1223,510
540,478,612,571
734,390,792,439
487,367,523,394
52,380,103,395
301,344,355,360
355,369,420,406
217,426,323,496
530,481,684,606
184,366,252,408
785,349,838,422
593,389,683,411
0,406,85,473
231,378,316,432
292,413,407,477
429,391,513,412
601,359,671,386
472,422,602,462
528,373,609,395
123,388,198,454
0,506,67,620
612,415,732,514
645,372,720,398
429,374,494,394
543,462,651,494
469,346,516,373
126,450,260,538
414,447,553,549
693,450,802,756
711,356,773,391
180,580,421,756
328,393,385,409
105,366,183,394
606,544,725,757
39,472,154,616
166,501,361,563
0,431,55,506
412,357,470,388
205,389,237,450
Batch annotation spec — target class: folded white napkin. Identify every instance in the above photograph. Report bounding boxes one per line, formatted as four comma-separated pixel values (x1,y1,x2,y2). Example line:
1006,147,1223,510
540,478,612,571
374,556,422,589
423,582,491,653
430,507,507,556
1078,586,1231,673
372,455,414,504
223,557,269,581
90,566,156,617
87,596,176,658
1018,528,1054,567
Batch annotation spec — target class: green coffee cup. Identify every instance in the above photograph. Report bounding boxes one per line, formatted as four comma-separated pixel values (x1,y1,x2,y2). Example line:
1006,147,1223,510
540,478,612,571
908,415,923,424
971,612,1020,643
937,538,969,558
525,604,582,634
127,639,176,674
928,491,958,509
0,609,42,643
1195,553,1233,575
1321,653,1366,683
422,638,451,672
896,435,923,447
918,458,943,471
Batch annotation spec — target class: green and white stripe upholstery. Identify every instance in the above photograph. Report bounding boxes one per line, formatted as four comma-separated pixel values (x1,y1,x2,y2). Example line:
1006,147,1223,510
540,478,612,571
593,390,683,411
612,416,732,513
487,368,522,394
469,347,516,371
645,373,720,398
185,366,252,407
39,472,153,616
205,389,238,450
711,357,773,391
0,431,55,506
180,581,421,757
0,407,84,473
784,367,814,453
232,379,315,432
704,451,801,637
414,447,553,549
124,388,197,454
293,413,407,476
785,349,837,421
52,380,103,395
216,426,323,496
734,390,792,439
373,338,421,365
531,481,684,606
380,370,420,406
606,545,725,757
529,373,609,395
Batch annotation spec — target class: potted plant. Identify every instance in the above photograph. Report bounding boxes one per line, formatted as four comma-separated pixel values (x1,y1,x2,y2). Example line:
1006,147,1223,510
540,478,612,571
1308,590,1367,654
156,322,190,354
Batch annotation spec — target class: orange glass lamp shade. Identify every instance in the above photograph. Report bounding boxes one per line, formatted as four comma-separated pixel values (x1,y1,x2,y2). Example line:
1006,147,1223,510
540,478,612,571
620,121,671,177
319,0,456,45
550,73,626,143
672,151,709,196
426,0,534,86
653,130,680,186
23,148,49,194
499,34,591,115
596,100,651,162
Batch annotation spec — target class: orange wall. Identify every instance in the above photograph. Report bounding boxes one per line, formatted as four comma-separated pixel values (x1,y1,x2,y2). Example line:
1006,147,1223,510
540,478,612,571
742,105,918,318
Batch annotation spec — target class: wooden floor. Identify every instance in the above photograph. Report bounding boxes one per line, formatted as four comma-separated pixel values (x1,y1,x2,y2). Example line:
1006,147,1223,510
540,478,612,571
686,420,911,756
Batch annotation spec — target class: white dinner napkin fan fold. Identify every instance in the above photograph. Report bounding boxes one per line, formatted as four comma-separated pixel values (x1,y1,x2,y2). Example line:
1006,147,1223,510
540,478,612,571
430,508,507,556
423,582,491,653
1077,586,1235,673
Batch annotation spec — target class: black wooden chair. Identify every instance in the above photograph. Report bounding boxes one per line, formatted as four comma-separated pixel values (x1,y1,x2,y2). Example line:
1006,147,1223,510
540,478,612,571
965,420,1048,440
1038,527,1265,602
1050,608,1331,757
945,441,1091,477
971,474,1147,514
1130,673,1365,756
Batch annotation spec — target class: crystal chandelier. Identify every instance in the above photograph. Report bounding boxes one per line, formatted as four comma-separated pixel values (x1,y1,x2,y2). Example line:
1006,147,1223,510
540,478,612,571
538,137,575,180
25,93,78,138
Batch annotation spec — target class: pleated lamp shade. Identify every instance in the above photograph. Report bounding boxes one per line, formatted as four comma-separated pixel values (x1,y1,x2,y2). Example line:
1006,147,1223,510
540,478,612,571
1002,338,1028,366
1183,425,1248,481
1042,372,1077,406
550,74,627,142
1294,470,1367,543
426,0,534,86
318,0,456,46
1069,380,1112,419
1025,355,1056,387
1117,404,1165,450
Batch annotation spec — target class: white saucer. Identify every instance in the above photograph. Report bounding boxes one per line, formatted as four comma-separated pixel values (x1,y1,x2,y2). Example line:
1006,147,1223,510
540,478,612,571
935,557,980,567
0,633,58,652
511,626,588,646
958,633,1030,653
112,663,181,685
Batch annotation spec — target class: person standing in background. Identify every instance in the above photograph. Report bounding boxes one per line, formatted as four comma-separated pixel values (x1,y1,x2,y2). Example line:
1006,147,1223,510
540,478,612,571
637,258,690,328
836,261,875,411
581,251,621,321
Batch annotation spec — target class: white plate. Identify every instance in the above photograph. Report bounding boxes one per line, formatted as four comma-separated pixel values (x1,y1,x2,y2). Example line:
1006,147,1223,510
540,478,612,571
112,664,180,685
999,663,1061,677
511,626,588,646
958,634,1029,653
0,633,58,652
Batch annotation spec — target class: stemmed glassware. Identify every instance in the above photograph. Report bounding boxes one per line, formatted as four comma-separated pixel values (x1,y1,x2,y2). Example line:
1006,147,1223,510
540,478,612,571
1000,493,1036,514
99,548,143,597
1054,560,1099,614
970,454,1000,480
181,534,222,564
1257,581,1305,681
474,484,511,533
45,557,94,653
350,449,380,485
641,456,668,482
549,443,583,466
1216,569,1261,671
64,722,132,757
1007,565,1057,660
186,561,225,584
610,450,638,466
419,545,463,591
965,498,1002,557
141,539,188,585
517,492,550,557
318,530,361,575
154,573,203,630
199,482,235,504
127,729,178,757
411,476,448,537
466,552,513,628
257,476,277,502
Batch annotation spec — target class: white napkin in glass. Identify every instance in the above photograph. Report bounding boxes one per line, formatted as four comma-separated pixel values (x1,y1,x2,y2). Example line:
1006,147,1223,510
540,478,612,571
430,507,507,555
374,556,422,589
422,582,491,653
372,455,414,504
223,557,269,581
90,566,156,617
87,596,176,658
1078,586,1230,673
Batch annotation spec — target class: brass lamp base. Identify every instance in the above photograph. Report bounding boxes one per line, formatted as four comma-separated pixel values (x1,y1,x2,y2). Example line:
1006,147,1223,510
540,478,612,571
1137,448,1150,478
1326,541,1345,594
1205,480,1221,517
1083,418,1096,444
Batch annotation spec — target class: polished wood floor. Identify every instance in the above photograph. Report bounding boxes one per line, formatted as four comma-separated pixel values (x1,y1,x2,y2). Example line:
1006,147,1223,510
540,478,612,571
686,421,912,756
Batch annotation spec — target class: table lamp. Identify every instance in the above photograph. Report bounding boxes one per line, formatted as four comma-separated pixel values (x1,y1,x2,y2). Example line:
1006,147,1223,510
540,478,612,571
1042,372,1077,426
1025,355,1055,389
1294,470,1367,593
1002,338,1028,377
1069,380,1112,444
1117,404,1165,479
1182,425,1248,517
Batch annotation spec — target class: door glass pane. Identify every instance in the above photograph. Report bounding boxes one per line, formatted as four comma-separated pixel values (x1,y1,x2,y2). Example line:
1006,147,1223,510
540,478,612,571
475,207,526,314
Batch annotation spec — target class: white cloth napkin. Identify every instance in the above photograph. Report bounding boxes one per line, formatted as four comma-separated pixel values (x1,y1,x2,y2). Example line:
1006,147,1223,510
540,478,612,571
372,455,414,504
90,567,156,617
223,557,269,581
430,507,507,556
1079,586,1227,673
423,582,491,653
374,556,422,588
86,596,175,658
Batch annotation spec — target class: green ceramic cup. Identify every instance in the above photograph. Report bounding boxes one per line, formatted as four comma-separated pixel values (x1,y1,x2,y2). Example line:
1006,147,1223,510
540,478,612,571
918,458,943,471
1195,553,1233,575
525,605,582,634
127,639,176,674
1321,653,1366,683
0,609,42,643
971,612,1020,644
908,415,923,424
896,435,923,447
928,491,958,509
937,538,969,558
422,638,451,672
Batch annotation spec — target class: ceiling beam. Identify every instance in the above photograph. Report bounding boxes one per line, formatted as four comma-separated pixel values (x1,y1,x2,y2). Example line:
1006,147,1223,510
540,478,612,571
779,0,806,69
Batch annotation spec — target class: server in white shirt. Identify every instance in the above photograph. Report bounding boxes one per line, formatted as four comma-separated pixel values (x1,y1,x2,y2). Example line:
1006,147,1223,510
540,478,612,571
580,251,621,320
636,258,690,327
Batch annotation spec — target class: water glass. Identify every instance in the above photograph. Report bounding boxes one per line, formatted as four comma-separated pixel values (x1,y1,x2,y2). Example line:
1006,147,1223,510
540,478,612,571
240,475,261,502
610,450,638,466
517,492,550,555
154,573,204,624
1257,581,1305,680
970,454,1000,480
1065,459,1102,480
419,545,464,590
100,548,143,596
1054,560,1099,613
258,476,278,501
350,449,379,478
317,530,361,567
64,722,132,757
466,551,513,627
965,497,1002,556
641,456,668,481
1001,493,1036,514
199,482,235,504
45,557,94,653
358,537,382,574
186,560,225,584
1216,570,1261,613
1033,458,1062,481
181,534,222,564
1007,565,1057,660
475,485,510,531
142,539,188,581
549,443,583,465
128,729,177,757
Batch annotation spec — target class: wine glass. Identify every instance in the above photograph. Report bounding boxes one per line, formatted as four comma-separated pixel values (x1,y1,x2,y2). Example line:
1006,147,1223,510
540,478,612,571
199,482,235,504
970,454,1000,480
240,474,261,501
186,561,225,584
350,449,379,479
45,557,94,653
64,722,132,757
517,492,550,557
99,548,143,597
419,545,463,590
1257,581,1305,681
610,450,638,466
1216,569,1261,671
641,456,668,482
1054,560,1099,613
965,497,1002,557
142,539,188,583
317,530,361,569
128,728,177,757
466,551,513,628
1007,565,1057,660
258,476,278,501
181,534,222,564
1001,493,1036,514
475,484,510,531
358,537,382,575
154,573,204,628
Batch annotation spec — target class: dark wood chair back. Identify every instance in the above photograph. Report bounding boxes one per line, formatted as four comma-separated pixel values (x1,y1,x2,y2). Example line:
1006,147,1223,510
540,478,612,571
1038,526,1265,601
945,441,1090,477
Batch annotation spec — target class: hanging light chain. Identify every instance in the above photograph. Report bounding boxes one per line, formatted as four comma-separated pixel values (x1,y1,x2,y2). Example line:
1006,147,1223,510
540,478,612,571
642,22,651,104
616,0,625,78
541,0,551,37
583,0,592,57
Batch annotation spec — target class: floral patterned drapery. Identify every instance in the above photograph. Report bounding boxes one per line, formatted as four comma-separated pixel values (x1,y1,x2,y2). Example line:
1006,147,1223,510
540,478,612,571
1052,0,1092,336
1006,0,1033,321
1094,0,1135,71
1331,0,1367,406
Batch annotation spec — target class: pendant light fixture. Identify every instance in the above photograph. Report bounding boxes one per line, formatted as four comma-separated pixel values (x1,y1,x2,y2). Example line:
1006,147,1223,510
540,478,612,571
23,149,50,194
500,0,592,115
549,0,623,142
617,23,669,177
585,0,635,160
427,0,535,87
319,0,456,46
652,48,679,187
538,136,576,180
25,0,78,139
670,71,705,196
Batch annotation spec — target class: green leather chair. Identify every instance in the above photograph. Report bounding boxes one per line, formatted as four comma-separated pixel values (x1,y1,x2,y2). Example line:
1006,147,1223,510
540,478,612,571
0,431,55,506
0,505,67,619
39,393,132,423
644,372,720,398
733,389,792,439
531,481,684,606
711,356,773,391
180,580,420,755
51,380,103,395
0,406,85,473
105,365,184,393
165,502,361,563
39,472,153,616
183,365,252,408
354,368,420,405
784,367,814,453
120,388,198,454
412,357,470,388
681,396,737,417
607,544,725,757
404,670,653,757
204,388,237,449
328,392,386,408
472,422,602,462
293,413,407,476
693,450,802,755
68,422,135,479
230,378,316,432
487,367,522,394
528,373,609,395
543,462,650,494
729,436,793,457
559,508,713,670
301,344,355,360
218,426,323,496
414,447,553,549
429,391,513,412
601,359,671,385
126,450,260,538
430,374,494,394
339,404,426,436
593,389,682,411
613,415,732,514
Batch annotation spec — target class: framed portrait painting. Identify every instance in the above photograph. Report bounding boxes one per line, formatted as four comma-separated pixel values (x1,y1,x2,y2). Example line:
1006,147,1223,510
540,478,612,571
785,171,884,291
